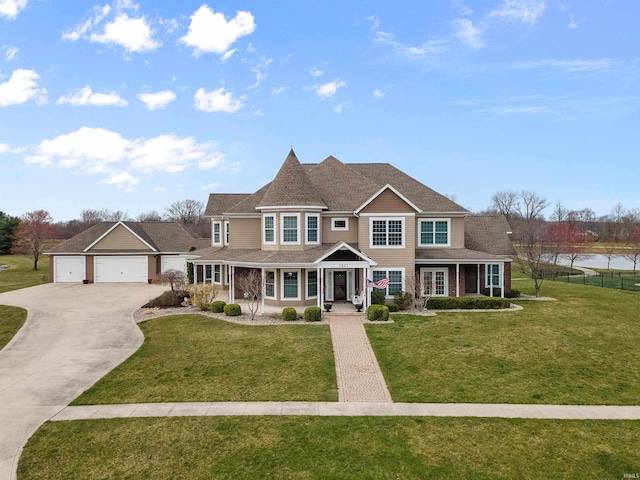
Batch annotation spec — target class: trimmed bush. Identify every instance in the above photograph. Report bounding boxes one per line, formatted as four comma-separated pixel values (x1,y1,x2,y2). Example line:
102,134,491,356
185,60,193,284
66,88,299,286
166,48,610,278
210,300,226,313
505,289,521,298
282,307,298,321
367,304,389,321
223,303,242,316
426,297,510,310
304,306,322,322
387,304,399,313
393,291,413,310
371,291,386,305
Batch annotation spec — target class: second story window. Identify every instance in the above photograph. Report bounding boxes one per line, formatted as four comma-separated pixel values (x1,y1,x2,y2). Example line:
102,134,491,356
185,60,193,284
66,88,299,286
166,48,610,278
212,222,221,245
281,214,300,244
264,215,275,244
306,214,319,244
371,217,404,247
419,219,450,246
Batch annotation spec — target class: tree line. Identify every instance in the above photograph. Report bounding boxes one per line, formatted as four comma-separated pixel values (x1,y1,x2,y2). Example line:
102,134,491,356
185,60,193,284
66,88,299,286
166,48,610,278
0,199,209,270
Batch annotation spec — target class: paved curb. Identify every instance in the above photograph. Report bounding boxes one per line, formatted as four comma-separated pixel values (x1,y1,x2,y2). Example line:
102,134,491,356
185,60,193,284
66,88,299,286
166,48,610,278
52,402,640,421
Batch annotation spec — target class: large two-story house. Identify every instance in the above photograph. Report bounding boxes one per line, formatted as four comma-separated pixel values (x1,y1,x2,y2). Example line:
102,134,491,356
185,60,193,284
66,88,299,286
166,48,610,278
189,150,516,312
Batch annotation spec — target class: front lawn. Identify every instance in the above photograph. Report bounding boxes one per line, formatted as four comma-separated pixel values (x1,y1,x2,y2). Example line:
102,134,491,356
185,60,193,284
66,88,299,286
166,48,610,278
368,279,640,404
19,416,640,479
0,305,27,350
73,314,337,404
0,254,49,294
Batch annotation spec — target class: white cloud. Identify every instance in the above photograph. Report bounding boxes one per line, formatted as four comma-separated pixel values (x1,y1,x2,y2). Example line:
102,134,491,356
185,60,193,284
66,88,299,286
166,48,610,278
364,15,379,30
514,58,612,72
63,2,159,54
309,68,324,77
248,57,272,89
0,143,9,154
0,0,27,19
453,18,484,49
137,90,176,110
312,79,346,99
333,103,350,113
374,31,447,58
272,86,285,95
25,127,227,189
153,186,166,192
194,87,244,113
3,45,18,60
568,14,584,29
56,85,128,107
180,5,255,56
0,69,47,106
90,13,160,52
373,89,386,99
487,0,547,26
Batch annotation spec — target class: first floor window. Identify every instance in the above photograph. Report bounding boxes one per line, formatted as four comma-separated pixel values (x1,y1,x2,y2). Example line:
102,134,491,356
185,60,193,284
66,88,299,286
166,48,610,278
265,271,275,298
307,270,318,298
214,264,221,283
373,269,403,296
486,264,500,287
421,268,448,296
205,265,212,280
283,271,298,299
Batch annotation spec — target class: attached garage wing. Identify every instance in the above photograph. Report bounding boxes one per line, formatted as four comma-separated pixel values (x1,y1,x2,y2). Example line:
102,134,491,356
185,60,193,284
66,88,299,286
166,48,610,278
54,256,86,283
161,255,187,273
95,256,149,283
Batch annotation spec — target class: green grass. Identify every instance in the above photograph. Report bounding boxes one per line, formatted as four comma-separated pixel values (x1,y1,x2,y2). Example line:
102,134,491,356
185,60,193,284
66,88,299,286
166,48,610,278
73,314,337,404
0,305,27,350
551,272,640,292
368,279,640,404
18,417,640,479
0,254,49,294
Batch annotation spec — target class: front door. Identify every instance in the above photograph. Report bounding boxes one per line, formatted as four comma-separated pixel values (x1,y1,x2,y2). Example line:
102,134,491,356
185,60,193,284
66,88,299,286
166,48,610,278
334,271,347,300
421,268,448,296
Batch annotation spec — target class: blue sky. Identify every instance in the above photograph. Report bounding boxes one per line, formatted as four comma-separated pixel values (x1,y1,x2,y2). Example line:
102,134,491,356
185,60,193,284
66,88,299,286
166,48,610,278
1,0,638,222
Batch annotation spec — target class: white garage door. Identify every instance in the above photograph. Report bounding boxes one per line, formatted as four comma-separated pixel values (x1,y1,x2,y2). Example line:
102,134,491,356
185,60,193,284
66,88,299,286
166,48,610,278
95,256,148,283
161,256,187,273
54,256,86,283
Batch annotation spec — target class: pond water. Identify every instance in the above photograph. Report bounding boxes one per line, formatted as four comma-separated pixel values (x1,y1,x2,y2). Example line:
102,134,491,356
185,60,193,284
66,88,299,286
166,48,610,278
555,254,636,270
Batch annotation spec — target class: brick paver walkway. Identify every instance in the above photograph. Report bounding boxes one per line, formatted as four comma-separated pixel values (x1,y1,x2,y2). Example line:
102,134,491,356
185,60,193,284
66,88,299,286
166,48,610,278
328,315,392,403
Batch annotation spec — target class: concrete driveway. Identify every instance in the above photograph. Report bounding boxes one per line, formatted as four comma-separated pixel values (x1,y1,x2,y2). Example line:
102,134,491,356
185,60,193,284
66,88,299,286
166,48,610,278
0,283,165,480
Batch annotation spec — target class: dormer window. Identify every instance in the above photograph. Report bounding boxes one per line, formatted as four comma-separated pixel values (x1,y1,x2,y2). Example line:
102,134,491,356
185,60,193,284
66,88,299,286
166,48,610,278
264,215,275,244
281,213,300,245
306,213,319,245
212,221,222,245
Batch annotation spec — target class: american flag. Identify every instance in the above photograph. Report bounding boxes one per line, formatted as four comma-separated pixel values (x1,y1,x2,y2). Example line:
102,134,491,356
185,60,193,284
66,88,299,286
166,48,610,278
368,277,390,289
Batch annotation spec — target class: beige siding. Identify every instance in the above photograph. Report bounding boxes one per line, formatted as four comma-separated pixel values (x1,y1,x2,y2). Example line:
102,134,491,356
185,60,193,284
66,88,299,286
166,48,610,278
360,189,416,214
90,225,151,251
322,216,358,244
147,256,155,280
451,216,464,248
359,215,415,271
86,255,94,283
229,218,261,249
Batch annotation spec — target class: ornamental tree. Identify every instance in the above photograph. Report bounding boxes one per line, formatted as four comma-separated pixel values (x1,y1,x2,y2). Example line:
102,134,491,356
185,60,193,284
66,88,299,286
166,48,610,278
12,210,58,270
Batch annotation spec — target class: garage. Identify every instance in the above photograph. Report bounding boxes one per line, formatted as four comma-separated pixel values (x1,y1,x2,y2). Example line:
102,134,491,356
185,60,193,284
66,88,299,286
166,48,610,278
95,256,148,283
161,255,187,273
54,256,86,283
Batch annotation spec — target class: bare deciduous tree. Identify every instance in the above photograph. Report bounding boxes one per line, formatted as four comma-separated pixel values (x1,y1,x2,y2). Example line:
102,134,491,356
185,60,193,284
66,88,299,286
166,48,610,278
623,225,640,275
236,268,263,320
164,199,204,225
518,190,550,221
405,270,431,311
154,269,188,292
136,210,163,222
491,190,519,223
12,210,58,270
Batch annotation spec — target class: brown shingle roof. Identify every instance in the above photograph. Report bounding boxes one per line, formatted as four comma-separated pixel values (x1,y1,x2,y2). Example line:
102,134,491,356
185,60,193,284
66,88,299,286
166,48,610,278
256,149,327,209
204,193,251,216
464,215,516,256
415,248,509,261
47,222,207,254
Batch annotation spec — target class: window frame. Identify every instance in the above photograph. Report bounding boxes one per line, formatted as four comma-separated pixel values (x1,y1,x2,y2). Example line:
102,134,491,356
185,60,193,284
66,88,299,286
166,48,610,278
224,220,229,246
213,264,222,284
331,217,349,231
486,264,501,288
205,264,212,280
265,270,276,299
305,213,320,245
306,269,318,299
369,217,405,248
281,269,301,300
280,213,301,245
371,267,405,298
263,214,276,245
212,221,222,246
418,218,451,247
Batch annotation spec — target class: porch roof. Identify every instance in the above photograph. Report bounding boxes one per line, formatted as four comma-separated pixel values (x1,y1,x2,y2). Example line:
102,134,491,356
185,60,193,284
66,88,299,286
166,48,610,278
415,248,512,263
189,242,374,267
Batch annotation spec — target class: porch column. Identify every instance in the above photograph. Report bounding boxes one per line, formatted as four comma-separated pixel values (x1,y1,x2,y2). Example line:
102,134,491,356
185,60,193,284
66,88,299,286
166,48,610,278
365,267,371,307
317,267,322,308
261,267,266,314
229,265,234,303
456,264,460,297
193,262,198,291
500,263,505,298
489,264,494,297
477,264,480,294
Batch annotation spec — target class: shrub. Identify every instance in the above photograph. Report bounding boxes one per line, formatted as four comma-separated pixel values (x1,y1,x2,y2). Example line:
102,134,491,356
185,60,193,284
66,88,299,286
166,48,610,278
393,291,413,310
282,307,298,321
367,304,389,321
505,289,521,298
304,306,322,322
191,284,218,311
387,304,399,312
210,300,226,313
142,290,188,308
371,291,386,305
224,303,241,316
426,297,510,310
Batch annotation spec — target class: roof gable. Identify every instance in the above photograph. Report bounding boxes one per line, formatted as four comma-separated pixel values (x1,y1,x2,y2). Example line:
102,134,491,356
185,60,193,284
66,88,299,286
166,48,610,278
257,149,327,209
85,222,155,252
356,184,421,214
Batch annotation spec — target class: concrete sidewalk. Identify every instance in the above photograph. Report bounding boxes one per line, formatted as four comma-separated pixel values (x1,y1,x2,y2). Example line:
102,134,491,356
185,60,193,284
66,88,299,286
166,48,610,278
0,283,165,480
52,401,640,420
